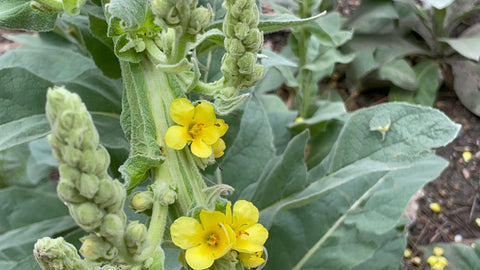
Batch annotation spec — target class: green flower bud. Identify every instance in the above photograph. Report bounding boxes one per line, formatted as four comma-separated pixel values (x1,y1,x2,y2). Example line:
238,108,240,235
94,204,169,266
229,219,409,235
150,0,170,18
71,202,104,231
57,178,86,204
165,7,181,25
80,128,100,151
187,7,213,35
94,146,110,175
76,173,100,199
62,0,87,16
237,52,256,74
79,234,116,261
157,182,177,206
225,38,245,56
234,22,249,40
60,145,83,167
243,29,263,51
100,213,125,240
101,266,118,270
131,191,154,212
124,221,148,254
34,237,88,270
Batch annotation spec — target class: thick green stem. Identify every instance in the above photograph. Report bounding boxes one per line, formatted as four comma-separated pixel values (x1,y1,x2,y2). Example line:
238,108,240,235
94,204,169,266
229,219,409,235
170,30,189,64
297,0,313,117
141,59,207,213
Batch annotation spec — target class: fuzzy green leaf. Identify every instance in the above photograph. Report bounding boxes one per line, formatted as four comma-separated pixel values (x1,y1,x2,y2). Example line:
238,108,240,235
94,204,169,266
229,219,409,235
450,59,480,116
119,62,164,191
440,35,480,61
258,12,326,34
252,103,459,269
0,0,57,31
0,183,77,269
414,60,441,106
376,59,418,90
218,95,276,200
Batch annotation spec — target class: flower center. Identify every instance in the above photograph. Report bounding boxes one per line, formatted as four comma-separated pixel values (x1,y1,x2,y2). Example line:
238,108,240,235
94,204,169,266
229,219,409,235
188,123,204,138
206,233,218,246
236,230,250,239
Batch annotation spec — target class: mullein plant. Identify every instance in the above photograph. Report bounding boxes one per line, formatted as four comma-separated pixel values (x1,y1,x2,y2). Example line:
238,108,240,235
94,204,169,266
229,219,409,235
32,0,267,269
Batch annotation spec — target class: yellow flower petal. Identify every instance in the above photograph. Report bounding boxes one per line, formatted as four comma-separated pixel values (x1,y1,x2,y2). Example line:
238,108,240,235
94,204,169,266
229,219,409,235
191,138,212,158
194,102,216,126
232,200,260,230
198,125,221,145
170,217,204,249
234,224,268,253
238,251,265,269
215,119,228,137
430,202,441,213
170,98,195,126
165,126,191,150
199,210,226,231
185,245,215,270
212,139,226,158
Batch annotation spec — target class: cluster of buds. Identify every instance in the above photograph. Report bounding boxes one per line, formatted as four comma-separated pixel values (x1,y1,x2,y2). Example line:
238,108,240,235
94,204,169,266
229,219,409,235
44,86,146,264
151,0,212,36
427,247,448,270
221,0,264,91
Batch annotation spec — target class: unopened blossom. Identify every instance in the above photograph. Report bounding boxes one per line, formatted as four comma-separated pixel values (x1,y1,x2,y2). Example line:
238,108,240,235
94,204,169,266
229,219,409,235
165,98,228,158
170,210,235,270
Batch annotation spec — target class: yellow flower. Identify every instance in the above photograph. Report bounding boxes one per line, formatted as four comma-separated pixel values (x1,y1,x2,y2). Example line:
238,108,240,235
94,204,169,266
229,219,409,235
238,251,265,269
165,98,228,158
433,247,444,256
404,248,412,258
463,151,473,162
225,200,269,253
430,202,441,213
170,210,236,270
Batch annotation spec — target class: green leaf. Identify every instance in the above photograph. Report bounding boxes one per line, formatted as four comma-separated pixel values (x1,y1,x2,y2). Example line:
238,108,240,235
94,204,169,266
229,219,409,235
345,34,428,81
345,0,398,33
0,0,57,31
440,35,480,61
413,60,441,106
119,62,164,191
241,130,309,207
303,49,355,82
218,95,276,200
0,34,123,152
376,59,418,90
258,12,326,34
450,59,480,116
107,0,150,30
0,183,77,269
253,103,459,269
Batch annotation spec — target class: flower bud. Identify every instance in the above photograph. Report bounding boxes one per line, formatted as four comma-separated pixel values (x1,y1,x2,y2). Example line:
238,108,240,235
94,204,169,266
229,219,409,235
62,0,87,16
237,52,256,74
225,39,245,56
131,191,154,212
76,173,100,199
124,221,148,254
34,237,88,270
243,29,263,51
157,183,177,206
71,202,104,231
80,128,100,151
165,7,181,25
57,178,86,204
151,0,170,18
79,234,116,261
100,214,125,240
188,7,213,35
94,146,110,175
61,145,83,167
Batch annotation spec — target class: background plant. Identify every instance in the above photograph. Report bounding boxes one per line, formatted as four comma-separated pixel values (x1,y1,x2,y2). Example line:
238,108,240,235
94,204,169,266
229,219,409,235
0,0,471,270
